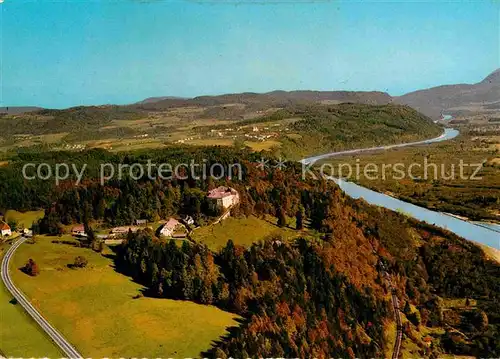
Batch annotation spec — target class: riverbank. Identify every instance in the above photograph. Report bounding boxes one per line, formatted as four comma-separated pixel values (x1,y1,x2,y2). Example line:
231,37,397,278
302,127,499,249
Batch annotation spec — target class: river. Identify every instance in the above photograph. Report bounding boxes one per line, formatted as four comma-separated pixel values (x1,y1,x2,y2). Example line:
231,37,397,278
302,128,500,250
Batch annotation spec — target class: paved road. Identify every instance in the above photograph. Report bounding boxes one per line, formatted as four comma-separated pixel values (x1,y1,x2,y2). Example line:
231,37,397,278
1,237,82,359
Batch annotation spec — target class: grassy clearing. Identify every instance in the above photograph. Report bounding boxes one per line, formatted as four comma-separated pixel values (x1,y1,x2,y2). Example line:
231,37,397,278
0,284,64,357
244,140,281,151
0,243,63,357
82,138,169,152
442,298,477,309
10,235,239,358
191,215,302,250
4,209,44,229
185,138,235,147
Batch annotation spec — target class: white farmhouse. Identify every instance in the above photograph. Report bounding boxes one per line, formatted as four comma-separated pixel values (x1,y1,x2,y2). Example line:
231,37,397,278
0,222,11,237
159,218,187,238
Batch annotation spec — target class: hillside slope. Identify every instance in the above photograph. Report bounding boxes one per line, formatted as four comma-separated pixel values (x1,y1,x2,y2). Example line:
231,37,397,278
396,69,500,119
279,103,442,159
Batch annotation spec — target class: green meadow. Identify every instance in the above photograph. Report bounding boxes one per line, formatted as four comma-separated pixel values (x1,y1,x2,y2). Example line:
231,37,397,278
10,235,239,358
3,210,45,229
191,215,304,250
0,242,63,357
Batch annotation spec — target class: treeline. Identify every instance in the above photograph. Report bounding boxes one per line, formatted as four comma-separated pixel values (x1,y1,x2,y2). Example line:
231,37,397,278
0,105,144,139
0,146,255,214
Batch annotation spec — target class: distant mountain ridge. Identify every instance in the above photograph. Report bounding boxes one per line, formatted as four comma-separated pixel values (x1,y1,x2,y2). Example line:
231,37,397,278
0,106,42,115
133,90,393,111
481,68,500,84
135,96,189,105
395,68,500,119
4,69,498,119
135,69,499,119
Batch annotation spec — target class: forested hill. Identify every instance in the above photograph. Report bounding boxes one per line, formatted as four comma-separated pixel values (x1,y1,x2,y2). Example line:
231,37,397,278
133,90,392,110
279,103,441,159
396,68,500,119
1,144,499,357
0,102,441,160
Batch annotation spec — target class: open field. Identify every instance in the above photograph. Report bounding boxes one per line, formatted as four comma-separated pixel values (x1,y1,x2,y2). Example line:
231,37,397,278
183,138,235,147
4,209,45,229
191,215,305,250
0,242,64,357
0,283,64,357
10,235,240,358
244,140,281,151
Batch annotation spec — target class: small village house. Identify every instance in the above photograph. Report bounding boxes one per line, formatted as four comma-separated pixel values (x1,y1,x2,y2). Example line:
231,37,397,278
71,225,86,237
207,186,239,211
0,222,12,237
110,226,141,236
23,228,33,237
134,219,147,225
159,218,187,238
182,215,195,226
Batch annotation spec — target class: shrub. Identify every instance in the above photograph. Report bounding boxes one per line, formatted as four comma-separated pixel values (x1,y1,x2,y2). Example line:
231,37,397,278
22,258,40,276
73,256,88,268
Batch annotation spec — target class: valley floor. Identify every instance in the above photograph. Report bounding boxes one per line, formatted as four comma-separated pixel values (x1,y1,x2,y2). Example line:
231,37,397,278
319,132,500,223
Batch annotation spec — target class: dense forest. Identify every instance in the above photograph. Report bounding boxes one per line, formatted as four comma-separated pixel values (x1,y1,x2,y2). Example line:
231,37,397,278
1,135,498,357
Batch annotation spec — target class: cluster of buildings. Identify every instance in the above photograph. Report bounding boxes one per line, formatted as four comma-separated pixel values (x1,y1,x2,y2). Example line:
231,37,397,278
205,124,284,143
243,132,278,141
0,221,32,237
70,186,239,242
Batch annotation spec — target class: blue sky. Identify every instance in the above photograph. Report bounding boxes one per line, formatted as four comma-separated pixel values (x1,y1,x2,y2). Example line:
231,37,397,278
1,0,499,108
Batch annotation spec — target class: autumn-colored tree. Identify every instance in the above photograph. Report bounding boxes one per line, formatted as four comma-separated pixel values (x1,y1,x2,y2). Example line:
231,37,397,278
473,310,489,332
23,258,40,276
277,207,286,227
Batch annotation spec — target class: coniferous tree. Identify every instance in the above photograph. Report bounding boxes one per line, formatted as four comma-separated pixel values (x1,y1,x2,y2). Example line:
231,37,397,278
296,208,304,230
277,207,286,227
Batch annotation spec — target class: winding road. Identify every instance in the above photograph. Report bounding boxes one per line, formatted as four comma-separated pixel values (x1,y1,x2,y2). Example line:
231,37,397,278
1,237,82,359
301,128,458,165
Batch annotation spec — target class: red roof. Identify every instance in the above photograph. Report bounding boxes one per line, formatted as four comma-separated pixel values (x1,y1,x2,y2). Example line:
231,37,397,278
71,225,85,232
207,186,237,199
164,218,181,230
0,222,10,230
